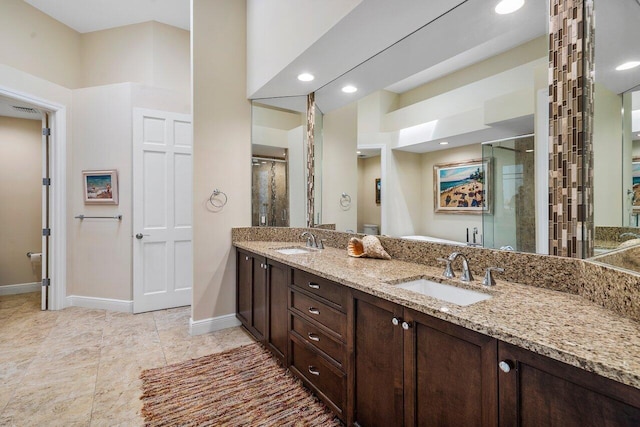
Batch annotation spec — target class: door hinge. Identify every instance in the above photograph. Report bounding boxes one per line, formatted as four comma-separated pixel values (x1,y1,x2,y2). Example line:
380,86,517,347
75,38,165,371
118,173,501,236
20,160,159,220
42,228,51,236
42,278,50,287
42,128,51,136
43,178,51,186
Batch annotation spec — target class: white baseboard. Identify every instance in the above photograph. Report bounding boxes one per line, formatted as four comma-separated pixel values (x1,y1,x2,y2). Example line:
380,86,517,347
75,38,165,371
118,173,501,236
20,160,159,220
0,282,41,296
66,295,133,313
189,313,241,336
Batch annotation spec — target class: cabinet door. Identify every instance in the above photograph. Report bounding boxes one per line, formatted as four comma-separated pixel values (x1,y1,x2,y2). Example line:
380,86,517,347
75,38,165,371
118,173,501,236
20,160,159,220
251,255,267,341
353,291,404,427
236,250,252,328
266,259,289,362
499,342,640,427
404,309,497,427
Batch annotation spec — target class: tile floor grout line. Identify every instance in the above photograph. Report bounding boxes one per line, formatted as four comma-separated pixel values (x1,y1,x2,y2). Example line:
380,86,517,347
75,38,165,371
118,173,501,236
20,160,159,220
87,308,108,426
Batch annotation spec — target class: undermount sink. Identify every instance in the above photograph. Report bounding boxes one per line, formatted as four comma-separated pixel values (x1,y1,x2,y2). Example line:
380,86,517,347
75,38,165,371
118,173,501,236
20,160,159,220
274,247,319,255
394,278,491,306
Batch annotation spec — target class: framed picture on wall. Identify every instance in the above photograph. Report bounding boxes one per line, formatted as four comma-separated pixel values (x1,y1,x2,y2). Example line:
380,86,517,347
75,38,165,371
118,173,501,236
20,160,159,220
83,170,119,205
433,159,490,214
633,158,640,210
375,178,381,205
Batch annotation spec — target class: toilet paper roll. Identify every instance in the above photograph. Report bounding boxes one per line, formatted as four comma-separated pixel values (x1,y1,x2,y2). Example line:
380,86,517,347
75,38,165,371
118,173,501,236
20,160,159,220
29,253,42,264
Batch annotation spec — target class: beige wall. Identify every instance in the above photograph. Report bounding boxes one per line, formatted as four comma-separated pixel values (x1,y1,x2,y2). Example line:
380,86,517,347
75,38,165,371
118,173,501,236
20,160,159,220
593,83,623,226
0,117,42,286
70,84,133,300
193,0,251,322
421,144,483,243
80,22,190,93
322,103,358,232
357,156,381,233
0,0,81,89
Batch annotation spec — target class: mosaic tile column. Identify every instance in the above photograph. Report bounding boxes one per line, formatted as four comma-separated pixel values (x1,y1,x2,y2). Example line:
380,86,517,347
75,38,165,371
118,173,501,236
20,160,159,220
549,0,595,258
306,92,316,228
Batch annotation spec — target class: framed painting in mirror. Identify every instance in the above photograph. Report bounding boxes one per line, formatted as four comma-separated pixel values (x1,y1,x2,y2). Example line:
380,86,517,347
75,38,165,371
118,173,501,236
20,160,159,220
434,159,490,214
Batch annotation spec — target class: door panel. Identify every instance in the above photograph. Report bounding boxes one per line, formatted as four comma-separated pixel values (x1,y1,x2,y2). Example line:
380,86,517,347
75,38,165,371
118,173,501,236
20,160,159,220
133,108,192,313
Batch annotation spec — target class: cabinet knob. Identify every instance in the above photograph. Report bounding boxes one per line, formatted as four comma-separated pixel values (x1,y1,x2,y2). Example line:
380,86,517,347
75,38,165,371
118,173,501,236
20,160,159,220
308,365,320,376
308,282,320,289
308,307,320,315
260,263,264,268
391,317,401,326
308,332,320,342
245,256,249,261
401,321,412,330
499,360,514,373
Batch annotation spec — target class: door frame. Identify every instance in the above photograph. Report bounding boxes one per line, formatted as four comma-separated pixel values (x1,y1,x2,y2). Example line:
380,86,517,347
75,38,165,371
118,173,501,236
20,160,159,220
0,85,67,310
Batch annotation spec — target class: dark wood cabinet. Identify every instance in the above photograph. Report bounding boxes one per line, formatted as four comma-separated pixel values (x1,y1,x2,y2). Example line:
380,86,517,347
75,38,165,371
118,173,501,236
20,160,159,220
498,341,640,427
237,250,640,427
352,291,497,427
352,291,404,427
266,259,289,362
236,249,289,359
404,309,497,427
236,250,252,328
288,268,350,422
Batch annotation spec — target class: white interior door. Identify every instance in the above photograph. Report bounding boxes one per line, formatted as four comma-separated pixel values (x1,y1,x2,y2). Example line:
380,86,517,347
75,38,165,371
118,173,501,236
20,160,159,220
133,108,192,313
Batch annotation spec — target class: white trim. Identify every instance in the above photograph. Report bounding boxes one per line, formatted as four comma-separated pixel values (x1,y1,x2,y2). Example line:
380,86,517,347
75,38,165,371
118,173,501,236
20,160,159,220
0,85,67,310
189,314,241,336
0,282,41,296
66,295,133,313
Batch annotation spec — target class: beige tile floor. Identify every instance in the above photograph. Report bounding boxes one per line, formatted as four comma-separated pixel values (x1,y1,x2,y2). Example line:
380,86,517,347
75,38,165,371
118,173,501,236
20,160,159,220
0,292,255,426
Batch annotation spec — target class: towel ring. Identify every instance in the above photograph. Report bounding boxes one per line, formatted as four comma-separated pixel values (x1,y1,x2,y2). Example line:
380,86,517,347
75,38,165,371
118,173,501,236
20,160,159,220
209,189,228,208
340,192,352,208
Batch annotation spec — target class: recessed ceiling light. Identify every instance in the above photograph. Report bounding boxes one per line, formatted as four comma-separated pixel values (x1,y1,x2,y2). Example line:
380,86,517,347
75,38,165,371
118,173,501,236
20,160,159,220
495,0,524,14
342,85,358,94
439,141,449,145
356,151,362,154
615,61,640,71
297,73,314,82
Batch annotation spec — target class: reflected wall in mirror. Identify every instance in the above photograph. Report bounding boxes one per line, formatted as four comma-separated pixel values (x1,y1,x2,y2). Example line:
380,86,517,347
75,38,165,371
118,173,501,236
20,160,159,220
251,96,324,228
320,34,548,249
251,98,307,228
590,0,640,263
315,0,549,251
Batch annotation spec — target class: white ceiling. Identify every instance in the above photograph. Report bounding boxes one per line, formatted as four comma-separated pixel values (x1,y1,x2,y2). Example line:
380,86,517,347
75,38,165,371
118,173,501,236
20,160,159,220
24,0,190,33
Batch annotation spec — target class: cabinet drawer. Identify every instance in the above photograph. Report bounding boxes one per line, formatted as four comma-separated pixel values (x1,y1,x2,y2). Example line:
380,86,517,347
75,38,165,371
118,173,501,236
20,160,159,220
291,313,345,369
290,290,346,340
291,339,345,414
292,269,347,310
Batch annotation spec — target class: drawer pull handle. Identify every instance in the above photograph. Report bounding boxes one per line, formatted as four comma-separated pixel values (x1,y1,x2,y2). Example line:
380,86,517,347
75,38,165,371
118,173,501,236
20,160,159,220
308,365,320,376
308,307,320,315
308,332,320,342
308,282,320,289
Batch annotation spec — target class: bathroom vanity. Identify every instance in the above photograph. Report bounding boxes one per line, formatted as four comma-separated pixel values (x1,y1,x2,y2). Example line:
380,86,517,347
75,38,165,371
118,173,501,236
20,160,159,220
234,231,640,426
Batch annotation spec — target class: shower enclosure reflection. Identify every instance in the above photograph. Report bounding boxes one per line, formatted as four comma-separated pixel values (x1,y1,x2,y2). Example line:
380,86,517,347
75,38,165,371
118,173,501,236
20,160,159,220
482,135,535,252
251,147,289,227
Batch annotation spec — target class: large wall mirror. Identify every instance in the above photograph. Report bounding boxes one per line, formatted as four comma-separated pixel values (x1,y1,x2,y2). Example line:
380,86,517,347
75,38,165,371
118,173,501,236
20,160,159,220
588,0,640,271
250,96,323,228
249,0,640,264
315,0,549,251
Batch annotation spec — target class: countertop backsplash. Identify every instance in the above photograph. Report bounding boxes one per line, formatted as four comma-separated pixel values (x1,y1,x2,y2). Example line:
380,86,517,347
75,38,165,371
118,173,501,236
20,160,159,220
232,226,640,323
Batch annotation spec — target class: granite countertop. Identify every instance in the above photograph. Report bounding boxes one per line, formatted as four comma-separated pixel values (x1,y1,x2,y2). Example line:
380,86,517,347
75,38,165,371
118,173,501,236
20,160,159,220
234,240,640,390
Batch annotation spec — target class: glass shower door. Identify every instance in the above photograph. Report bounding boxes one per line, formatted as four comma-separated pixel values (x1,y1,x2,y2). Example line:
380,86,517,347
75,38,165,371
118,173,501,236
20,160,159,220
252,157,289,227
482,136,536,252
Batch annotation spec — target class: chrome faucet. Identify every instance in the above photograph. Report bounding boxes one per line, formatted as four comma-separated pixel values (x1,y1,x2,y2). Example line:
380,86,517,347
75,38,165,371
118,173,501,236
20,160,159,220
301,231,324,249
447,252,474,282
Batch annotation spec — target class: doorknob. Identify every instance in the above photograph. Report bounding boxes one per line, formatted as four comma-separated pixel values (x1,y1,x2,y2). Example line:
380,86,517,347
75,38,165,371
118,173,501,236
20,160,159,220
135,233,149,239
